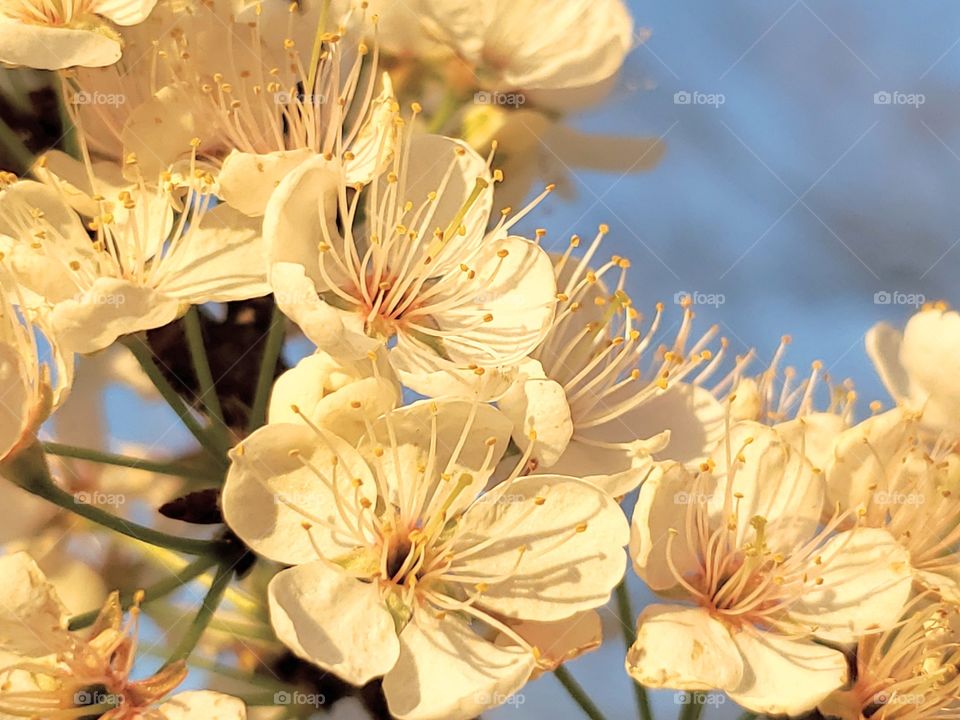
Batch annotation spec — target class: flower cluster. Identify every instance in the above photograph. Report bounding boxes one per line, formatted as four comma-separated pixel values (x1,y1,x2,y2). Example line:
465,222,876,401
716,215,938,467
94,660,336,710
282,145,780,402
0,2,955,720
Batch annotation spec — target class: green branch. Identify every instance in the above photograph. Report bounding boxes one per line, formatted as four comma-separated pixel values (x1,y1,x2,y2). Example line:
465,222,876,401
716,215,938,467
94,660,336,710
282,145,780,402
42,442,220,482
555,666,608,720
247,303,286,433
183,307,230,452
165,560,235,664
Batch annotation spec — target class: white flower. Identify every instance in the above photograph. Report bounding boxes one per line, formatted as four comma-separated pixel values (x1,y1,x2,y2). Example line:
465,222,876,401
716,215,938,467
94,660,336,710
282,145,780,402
0,552,246,719
264,132,557,395
0,0,157,69
222,399,628,720
93,0,398,209
626,421,913,716
867,302,960,434
499,230,726,496
0,175,268,354
823,408,960,603
371,0,634,102
819,598,960,720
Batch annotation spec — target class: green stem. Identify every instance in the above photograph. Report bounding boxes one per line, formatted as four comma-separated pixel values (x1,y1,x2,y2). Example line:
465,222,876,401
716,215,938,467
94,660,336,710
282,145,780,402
207,616,277,641
122,335,228,466
183,308,230,452
0,112,33,173
247,303,286,433
615,580,654,720
737,714,758,720
554,666,607,720
4,447,226,556
42,442,220,482
165,560,234,664
69,555,217,630
679,698,705,720
55,74,79,159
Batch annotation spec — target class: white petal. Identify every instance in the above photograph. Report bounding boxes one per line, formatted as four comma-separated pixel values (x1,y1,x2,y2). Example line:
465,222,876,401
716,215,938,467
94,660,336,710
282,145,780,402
788,527,912,644
427,235,556,366
454,475,628,620
268,561,399,686
0,342,31,462
389,345,516,400
94,0,158,24
154,691,246,720
268,350,400,442
629,463,701,592
218,149,315,217
0,552,71,657
625,605,743,692
120,83,201,176
362,399,512,515
707,422,823,553
344,72,398,185
156,204,269,303
0,21,121,70
50,278,180,354
383,611,534,720
728,630,847,716
499,374,573,468
775,412,847,472
223,423,375,565
500,611,601,671
865,321,911,405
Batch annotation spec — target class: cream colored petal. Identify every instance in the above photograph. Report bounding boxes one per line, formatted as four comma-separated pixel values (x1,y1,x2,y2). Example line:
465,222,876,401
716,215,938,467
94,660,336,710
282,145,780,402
156,204,269,303
379,135,492,277
728,630,847,716
0,180,94,307
428,235,556,366
383,611,534,720
344,72,398,185
0,21,121,70
263,155,343,289
899,307,960,430
0,343,30,462
629,463,702,593
775,412,847,472
0,478,57,543
362,399,512,515
268,350,400,441
50,278,180,354
0,552,70,657
606,383,725,466
218,149,315,217
788,527,912,644
499,375,573,468
546,434,665,497
454,475,628,620
223,423,375,565
155,691,246,720
500,610,601,672
388,345,516,401
121,83,200,176
625,604,742,692
865,321,911,406
269,262,376,359
268,561,399,686
93,0,158,25
824,409,914,512
707,421,823,553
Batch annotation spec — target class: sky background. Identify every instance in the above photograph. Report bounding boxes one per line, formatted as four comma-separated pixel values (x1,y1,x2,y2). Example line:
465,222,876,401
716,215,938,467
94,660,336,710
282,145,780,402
94,1,960,718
